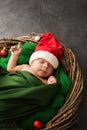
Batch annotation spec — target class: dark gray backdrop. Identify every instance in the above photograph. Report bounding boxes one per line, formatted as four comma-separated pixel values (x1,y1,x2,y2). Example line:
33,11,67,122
0,0,87,129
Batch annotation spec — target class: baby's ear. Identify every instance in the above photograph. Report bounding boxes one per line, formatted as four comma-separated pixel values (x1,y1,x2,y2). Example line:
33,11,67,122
29,60,33,65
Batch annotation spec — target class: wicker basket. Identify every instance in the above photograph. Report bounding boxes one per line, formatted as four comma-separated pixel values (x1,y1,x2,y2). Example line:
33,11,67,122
0,33,83,130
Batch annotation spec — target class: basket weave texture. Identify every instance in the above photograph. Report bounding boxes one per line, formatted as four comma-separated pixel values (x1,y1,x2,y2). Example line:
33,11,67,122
0,33,83,130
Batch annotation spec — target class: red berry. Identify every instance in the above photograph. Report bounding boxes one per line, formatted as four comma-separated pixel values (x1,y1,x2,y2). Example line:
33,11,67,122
33,120,43,129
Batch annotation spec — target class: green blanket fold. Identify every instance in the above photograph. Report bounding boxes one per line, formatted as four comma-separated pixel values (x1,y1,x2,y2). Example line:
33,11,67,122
0,69,58,121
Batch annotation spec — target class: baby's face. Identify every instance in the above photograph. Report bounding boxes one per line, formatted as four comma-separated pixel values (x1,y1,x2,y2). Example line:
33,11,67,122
30,58,54,78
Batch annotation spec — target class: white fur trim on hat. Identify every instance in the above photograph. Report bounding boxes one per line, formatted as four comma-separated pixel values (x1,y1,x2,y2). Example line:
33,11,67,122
29,51,59,69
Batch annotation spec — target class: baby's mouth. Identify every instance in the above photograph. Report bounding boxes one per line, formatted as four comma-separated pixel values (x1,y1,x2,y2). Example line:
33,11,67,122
39,69,46,73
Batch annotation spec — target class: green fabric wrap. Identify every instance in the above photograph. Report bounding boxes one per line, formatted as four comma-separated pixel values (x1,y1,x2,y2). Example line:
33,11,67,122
0,42,71,129
0,69,59,120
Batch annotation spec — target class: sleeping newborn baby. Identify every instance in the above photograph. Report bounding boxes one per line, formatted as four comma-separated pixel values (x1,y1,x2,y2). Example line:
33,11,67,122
7,32,63,84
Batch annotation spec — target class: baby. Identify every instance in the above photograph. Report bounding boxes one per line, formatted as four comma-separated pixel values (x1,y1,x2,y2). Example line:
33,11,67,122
7,32,63,84
7,43,57,84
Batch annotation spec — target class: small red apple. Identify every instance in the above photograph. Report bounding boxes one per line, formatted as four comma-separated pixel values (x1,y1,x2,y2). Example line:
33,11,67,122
0,47,8,57
33,119,43,129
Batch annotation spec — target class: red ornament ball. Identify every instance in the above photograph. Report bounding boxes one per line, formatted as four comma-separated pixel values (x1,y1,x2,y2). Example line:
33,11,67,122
0,47,8,57
33,119,43,129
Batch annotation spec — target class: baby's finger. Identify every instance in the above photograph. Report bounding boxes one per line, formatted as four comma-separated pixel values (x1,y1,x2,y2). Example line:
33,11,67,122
17,42,21,48
10,46,16,51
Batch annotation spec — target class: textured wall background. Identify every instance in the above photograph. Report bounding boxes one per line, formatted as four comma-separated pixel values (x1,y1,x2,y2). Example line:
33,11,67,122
0,0,87,129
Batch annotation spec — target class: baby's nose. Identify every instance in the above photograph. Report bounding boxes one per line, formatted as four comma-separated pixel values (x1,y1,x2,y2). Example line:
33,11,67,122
43,62,49,67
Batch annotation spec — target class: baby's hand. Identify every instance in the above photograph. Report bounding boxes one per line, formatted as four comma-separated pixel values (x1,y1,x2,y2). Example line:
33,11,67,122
47,76,57,84
10,42,22,55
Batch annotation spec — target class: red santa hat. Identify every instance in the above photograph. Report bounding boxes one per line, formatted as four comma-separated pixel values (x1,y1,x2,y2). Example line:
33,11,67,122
29,32,63,69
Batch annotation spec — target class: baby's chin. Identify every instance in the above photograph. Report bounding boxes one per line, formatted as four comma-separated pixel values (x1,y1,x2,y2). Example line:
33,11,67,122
37,74,50,79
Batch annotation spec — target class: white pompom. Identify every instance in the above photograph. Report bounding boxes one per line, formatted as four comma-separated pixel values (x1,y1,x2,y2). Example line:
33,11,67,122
34,36,40,42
